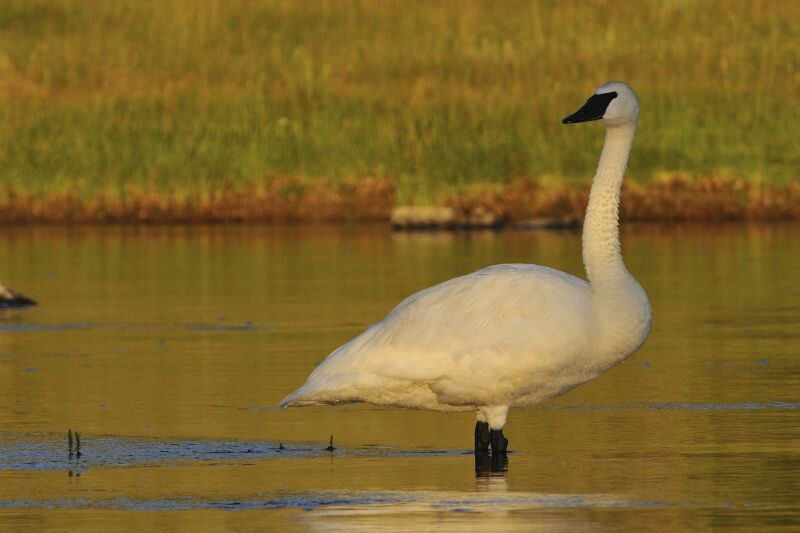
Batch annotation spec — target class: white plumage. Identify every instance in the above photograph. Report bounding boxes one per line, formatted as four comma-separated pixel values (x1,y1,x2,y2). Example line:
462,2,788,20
281,81,652,439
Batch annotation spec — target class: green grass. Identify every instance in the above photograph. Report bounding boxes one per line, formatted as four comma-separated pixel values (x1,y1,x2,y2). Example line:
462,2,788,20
0,0,798,205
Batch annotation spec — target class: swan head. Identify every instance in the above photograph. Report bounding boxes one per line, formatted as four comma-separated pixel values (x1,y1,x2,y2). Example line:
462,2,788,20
562,81,639,127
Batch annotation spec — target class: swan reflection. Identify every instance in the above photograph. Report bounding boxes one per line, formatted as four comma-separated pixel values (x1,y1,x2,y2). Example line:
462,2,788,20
474,452,509,477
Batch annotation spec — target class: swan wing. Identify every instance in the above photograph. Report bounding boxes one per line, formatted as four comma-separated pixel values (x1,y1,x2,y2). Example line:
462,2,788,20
280,264,595,408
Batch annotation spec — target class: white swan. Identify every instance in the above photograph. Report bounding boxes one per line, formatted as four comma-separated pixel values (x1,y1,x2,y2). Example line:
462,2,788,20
281,81,652,454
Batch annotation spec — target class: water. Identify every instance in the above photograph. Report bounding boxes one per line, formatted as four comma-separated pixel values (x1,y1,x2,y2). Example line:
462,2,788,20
1,224,799,531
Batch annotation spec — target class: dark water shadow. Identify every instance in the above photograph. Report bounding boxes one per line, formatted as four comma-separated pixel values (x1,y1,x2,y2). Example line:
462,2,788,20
0,322,91,333
0,434,466,473
0,321,270,333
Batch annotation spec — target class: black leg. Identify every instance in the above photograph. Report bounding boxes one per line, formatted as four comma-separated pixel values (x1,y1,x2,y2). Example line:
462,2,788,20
489,429,508,454
474,421,490,453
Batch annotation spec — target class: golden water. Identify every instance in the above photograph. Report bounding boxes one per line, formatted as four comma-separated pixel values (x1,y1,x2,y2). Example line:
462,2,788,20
1,224,799,531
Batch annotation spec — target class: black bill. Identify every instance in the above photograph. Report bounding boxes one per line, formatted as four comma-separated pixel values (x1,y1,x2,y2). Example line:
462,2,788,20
562,91,618,124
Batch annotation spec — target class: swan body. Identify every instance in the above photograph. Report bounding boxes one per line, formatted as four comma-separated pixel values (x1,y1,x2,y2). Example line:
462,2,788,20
281,81,652,447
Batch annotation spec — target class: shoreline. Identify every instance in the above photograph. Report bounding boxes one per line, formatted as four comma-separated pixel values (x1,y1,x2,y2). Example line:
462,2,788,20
1,176,799,225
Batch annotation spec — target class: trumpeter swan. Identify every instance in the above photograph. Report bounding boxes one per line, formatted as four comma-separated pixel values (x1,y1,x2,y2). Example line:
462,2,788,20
281,81,652,454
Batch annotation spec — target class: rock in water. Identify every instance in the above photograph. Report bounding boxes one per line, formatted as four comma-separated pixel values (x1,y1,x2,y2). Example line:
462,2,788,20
391,205,504,230
391,206,456,230
513,216,581,231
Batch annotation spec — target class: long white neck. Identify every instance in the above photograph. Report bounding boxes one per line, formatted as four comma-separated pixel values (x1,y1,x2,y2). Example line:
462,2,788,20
582,123,636,289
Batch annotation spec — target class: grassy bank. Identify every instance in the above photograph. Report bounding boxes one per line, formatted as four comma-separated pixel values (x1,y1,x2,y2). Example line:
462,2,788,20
1,0,798,214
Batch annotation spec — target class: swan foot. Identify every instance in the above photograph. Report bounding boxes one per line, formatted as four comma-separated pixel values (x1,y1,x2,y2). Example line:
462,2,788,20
474,421,490,453
489,429,508,454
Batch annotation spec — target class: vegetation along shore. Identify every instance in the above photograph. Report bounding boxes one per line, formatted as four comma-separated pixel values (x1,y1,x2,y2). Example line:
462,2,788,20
1,1,797,223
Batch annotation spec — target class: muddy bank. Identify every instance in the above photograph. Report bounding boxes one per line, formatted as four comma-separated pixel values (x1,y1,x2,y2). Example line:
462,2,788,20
442,176,800,227
0,178,395,224
1,176,799,225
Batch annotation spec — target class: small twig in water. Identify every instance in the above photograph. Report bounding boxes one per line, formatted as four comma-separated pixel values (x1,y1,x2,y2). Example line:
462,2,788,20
325,435,335,452
68,430,74,456
75,431,81,457
278,443,284,451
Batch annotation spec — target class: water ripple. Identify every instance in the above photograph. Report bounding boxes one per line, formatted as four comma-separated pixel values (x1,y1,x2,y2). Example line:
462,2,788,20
0,491,667,512
548,401,800,412
0,323,91,333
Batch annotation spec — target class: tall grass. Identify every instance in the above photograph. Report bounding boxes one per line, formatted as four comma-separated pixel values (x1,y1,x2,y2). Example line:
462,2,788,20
0,0,797,206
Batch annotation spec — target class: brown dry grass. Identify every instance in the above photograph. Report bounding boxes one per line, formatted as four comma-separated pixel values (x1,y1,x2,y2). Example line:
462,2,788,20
0,178,394,224
2,176,799,224
446,176,800,224
622,175,800,222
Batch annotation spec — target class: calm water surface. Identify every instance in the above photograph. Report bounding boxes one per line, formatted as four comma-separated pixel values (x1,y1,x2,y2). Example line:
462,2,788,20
0,224,799,531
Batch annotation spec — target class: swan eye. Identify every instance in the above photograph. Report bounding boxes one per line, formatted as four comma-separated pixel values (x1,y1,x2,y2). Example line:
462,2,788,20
562,91,618,124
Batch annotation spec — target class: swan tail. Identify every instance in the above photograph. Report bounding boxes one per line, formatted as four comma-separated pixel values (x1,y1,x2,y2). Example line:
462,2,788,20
278,385,331,408
279,373,425,409
278,375,365,409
